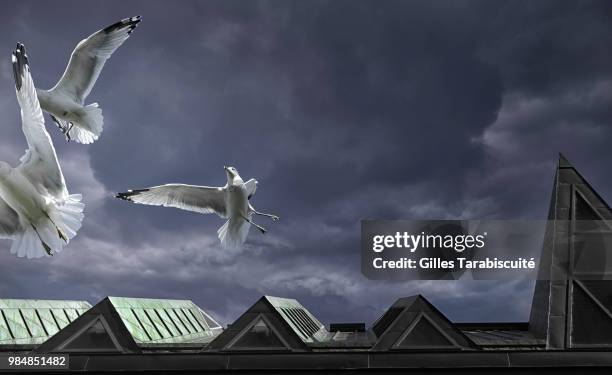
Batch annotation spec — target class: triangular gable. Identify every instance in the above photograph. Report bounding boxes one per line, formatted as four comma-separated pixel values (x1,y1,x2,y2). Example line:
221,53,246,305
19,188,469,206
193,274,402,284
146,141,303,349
206,296,309,352
372,295,472,351
529,154,612,349
225,314,291,351
35,298,140,354
57,316,122,352
200,308,223,330
393,313,458,349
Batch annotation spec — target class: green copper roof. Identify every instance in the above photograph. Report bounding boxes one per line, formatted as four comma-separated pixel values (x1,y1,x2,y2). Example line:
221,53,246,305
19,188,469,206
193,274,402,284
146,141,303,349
107,297,222,346
0,299,91,347
265,296,325,343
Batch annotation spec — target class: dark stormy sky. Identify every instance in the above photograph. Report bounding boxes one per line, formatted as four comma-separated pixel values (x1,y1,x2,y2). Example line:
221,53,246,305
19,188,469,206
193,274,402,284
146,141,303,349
0,0,611,326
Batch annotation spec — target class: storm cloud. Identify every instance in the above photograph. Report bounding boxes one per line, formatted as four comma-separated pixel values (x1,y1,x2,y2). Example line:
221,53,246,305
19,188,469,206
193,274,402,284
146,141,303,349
0,0,610,326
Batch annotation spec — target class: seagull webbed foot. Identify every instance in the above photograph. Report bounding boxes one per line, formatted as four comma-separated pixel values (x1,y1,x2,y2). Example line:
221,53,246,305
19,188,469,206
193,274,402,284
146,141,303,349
42,242,53,256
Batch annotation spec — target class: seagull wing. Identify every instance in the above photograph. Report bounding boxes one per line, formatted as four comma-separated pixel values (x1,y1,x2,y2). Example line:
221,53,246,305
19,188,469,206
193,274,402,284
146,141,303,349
50,16,141,103
13,44,68,200
244,178,258,199
0,198,20,239
116,184,227,218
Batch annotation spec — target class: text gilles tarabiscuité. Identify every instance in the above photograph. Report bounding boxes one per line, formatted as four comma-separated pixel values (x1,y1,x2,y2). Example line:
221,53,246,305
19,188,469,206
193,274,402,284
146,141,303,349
370,232,535,270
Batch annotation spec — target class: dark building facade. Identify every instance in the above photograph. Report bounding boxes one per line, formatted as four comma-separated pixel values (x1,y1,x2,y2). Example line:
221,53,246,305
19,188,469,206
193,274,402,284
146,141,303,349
2,155,612,373
530,155,612,350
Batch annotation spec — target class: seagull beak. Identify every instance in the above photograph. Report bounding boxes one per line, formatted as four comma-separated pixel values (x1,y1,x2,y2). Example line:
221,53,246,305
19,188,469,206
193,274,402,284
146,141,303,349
224,166,228,171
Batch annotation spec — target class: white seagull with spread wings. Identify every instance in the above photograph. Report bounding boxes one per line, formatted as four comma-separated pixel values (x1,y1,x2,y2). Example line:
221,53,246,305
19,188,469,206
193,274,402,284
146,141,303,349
36,16,141,144
116,166,279,248
0,44,84,258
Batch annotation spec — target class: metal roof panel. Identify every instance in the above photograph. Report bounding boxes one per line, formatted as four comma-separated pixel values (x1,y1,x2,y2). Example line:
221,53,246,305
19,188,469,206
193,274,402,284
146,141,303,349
107,297,221,345
0,299,92,347
264,296,325,343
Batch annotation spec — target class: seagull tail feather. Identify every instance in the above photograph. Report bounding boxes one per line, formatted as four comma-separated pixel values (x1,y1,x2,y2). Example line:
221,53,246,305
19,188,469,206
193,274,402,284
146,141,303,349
10,226,48,259
217,217,251,249
69,103,104,144
14,194,85,259
48,194,85,244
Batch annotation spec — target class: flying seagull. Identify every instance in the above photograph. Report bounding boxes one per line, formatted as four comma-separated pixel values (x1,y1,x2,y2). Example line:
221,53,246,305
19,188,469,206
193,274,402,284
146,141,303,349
116,166,279,248
36,16,141,144
0,44,85,259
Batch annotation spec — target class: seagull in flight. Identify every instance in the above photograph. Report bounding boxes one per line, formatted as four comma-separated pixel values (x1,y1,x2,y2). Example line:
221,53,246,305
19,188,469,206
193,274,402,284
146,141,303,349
36,16,141,144
116,166,279,248
0,44,84,258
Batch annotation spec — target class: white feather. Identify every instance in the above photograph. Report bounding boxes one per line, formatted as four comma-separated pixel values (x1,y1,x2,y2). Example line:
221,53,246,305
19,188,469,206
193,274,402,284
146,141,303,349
0,46,85,259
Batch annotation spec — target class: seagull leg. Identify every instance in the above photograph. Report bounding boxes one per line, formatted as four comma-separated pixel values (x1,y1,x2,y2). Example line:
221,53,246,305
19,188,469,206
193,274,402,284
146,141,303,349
241,214,267,234
249,204,279,221
30,224,53,256
49,115,72,142
64,123,74,142
50,115,64,132
44,212,68,244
